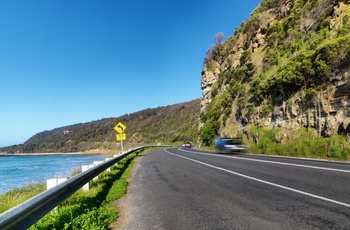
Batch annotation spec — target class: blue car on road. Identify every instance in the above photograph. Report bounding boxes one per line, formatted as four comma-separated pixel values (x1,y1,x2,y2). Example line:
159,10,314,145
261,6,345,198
214,137,246,152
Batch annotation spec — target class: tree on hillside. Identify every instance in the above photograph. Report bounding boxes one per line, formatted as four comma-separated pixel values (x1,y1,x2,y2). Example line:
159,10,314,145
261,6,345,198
200,122,216,146
214,32,224,45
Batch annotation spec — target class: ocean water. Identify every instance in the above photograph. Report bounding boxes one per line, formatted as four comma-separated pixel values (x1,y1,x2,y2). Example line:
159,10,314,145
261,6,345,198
0,154,107,194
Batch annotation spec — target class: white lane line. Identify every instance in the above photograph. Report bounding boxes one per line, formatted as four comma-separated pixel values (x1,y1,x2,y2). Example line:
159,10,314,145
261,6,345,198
165,149,350,208
178,148,350,174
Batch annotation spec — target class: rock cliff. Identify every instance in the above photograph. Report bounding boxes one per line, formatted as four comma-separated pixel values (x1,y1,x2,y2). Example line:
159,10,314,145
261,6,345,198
200,0,350,144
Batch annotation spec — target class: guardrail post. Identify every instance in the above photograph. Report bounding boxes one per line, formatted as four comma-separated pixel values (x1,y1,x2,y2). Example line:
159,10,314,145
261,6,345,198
46,178,68,190
81,164,94,191
46,178,68,210
93,161,103,180
105,158,112,172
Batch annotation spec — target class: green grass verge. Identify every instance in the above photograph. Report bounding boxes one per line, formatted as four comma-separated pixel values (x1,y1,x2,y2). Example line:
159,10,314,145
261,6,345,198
30,150,142,229
0,183,46,214
0,149,143,229
246,127,350,160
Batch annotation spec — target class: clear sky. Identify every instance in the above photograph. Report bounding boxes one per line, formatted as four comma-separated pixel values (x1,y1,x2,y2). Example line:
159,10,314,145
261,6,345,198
0,0,261,147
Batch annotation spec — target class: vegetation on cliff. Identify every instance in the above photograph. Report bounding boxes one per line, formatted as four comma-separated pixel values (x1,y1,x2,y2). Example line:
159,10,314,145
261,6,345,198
200,0,350,159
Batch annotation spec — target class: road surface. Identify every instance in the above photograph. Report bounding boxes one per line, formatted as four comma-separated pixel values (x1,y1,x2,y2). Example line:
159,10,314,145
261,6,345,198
115,147,350,229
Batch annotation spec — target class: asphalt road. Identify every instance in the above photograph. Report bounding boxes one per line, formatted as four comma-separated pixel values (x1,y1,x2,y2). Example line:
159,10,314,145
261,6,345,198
115,147,350,230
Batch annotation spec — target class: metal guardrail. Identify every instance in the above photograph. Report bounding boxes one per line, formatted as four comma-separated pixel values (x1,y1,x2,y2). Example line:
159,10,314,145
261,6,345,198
0,146,149,230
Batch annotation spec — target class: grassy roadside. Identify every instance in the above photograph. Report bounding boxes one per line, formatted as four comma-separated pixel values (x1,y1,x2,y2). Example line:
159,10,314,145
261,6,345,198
0,183,47,214
197,127,350,161
0,149,144,229
246,127,350,160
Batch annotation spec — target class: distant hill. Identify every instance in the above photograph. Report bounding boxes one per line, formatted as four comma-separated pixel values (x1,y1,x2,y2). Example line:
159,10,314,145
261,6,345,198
0,99,201,154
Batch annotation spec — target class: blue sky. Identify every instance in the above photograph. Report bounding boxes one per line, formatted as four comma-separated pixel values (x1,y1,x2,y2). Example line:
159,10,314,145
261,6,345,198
0,0,261,147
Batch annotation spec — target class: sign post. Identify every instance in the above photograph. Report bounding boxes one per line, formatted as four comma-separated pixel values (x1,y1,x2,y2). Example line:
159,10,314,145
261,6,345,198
114,122,127,153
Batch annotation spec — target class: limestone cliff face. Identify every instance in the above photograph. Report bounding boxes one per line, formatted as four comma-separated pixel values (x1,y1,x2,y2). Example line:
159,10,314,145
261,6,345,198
200,0,350,143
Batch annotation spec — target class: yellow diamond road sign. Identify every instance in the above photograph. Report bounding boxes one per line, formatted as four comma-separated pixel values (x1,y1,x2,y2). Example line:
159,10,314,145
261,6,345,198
114,122,126,134
116,133,126,141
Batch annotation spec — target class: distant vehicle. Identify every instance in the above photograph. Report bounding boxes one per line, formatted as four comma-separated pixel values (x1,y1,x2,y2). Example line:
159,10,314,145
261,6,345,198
183,141,192,148
214,138,245,152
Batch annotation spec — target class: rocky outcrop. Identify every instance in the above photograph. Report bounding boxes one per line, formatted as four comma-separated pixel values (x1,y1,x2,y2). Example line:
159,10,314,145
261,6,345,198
200,0,350,143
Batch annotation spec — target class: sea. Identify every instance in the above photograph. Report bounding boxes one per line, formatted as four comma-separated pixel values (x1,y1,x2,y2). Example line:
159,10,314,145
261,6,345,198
0,154,107,194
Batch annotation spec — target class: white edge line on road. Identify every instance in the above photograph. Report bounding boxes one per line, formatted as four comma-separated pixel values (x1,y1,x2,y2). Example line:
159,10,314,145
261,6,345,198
164,148,350,208
178,148,350,174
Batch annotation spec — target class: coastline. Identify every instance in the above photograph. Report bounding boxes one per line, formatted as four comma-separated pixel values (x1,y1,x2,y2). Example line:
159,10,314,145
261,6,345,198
0,152,106,156
0,147,114,156
0,153,108,195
